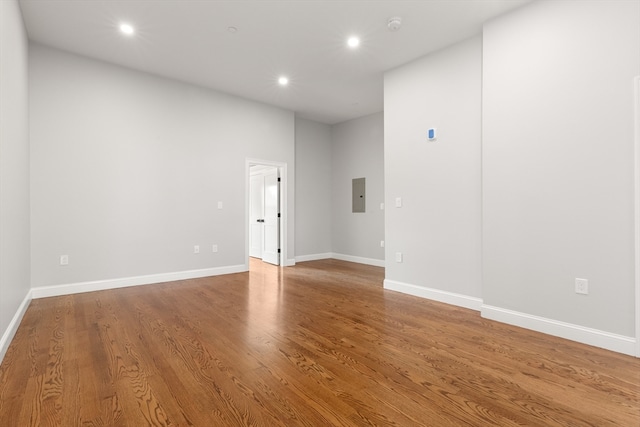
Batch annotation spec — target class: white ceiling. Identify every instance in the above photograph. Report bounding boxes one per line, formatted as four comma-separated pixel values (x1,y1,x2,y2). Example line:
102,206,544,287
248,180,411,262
19,0,531,124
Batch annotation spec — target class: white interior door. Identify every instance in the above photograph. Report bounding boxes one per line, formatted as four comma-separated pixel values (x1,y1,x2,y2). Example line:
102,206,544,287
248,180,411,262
249,174,264,258
262,168,280,265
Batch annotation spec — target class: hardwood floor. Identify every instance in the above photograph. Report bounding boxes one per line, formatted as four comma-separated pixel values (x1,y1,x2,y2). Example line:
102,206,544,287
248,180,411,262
0,259,639,426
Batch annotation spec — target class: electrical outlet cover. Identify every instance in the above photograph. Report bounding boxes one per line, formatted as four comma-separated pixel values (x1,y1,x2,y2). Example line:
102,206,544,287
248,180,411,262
575,278,588,295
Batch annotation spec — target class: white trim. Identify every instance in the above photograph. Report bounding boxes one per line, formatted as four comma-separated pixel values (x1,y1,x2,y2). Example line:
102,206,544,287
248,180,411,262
482,304,637,357
31,264,247,299
382,280,636,356
285,258,296,267
249,164,276,175
384,279,483,311
295,253,384,266
246,158,289,267
295,253,332,263
0,291,32,365
634,76,640,357
331,253,385,268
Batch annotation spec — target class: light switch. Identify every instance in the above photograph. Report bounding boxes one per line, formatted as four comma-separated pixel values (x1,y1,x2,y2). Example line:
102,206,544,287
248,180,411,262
395,197,402,208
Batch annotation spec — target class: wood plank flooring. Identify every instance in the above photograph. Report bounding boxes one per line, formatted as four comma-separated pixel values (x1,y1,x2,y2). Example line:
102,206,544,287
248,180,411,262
1,258,639,426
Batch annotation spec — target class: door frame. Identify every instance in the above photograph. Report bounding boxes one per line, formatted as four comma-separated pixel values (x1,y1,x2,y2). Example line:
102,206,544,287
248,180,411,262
245,158,288,268
249,170,266,259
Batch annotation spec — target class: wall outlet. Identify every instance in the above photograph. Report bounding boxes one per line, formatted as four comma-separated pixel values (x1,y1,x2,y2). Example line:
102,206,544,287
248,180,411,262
60,255,69,266
212,244,218,253
380,240,385,248
395,197,402,208
194,245,200,254
575,278,588,295
217,201,223,209
380,202,385,210
395,252,403,263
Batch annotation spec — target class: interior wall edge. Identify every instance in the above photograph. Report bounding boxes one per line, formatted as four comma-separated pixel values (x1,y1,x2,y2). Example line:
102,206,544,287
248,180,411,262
0,291,32,366
635,75,640,357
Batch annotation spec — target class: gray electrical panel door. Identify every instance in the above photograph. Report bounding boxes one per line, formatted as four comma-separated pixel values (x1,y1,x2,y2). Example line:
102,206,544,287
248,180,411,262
352,177,365,213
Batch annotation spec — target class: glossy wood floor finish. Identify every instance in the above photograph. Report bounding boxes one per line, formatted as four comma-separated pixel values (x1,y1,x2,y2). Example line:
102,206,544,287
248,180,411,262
1,259,639,426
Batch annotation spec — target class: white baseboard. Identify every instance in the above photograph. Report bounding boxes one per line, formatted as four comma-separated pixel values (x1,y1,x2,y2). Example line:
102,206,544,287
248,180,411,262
295,253,332,263
384,279,482,311
285,258,296,267
31,264,247,299
0,290,32,365
383,279,635,356
293,252,384,267
331,253,385,268
481,304,637,357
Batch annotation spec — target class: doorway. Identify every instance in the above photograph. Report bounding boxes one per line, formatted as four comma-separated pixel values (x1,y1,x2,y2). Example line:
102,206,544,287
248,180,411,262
249,165,280,265
246,159,288,269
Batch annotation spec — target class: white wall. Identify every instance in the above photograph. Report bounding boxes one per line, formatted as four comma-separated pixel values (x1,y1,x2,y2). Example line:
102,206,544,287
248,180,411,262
482,0,640,338
384,36,483,305
30,44,295,289
331,112,385,265
0,0,31,360
294,118,332,260
384,2,640,354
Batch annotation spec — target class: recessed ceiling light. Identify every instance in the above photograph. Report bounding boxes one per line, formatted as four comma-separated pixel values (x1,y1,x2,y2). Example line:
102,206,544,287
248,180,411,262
227,26,238,33
347,36,360,48
119,23,135,36
278,76,289,86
